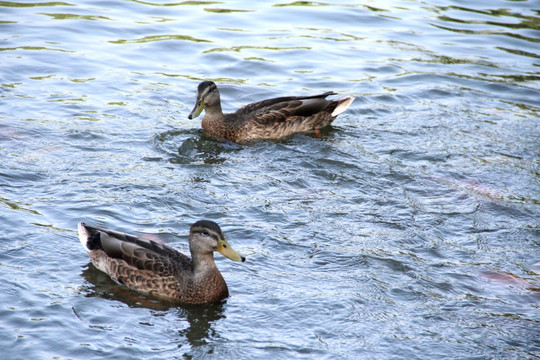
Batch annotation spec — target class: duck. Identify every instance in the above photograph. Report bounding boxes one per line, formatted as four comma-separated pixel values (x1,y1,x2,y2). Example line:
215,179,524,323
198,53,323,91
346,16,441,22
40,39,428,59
188,81,355,143
78,220,246,304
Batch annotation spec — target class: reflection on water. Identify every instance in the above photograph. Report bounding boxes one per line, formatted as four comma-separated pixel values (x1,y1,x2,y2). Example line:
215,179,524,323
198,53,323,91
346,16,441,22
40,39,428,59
110,34,212,44
154,129,243,164
176,302,226,349
81,264,226,349
1,0,539,358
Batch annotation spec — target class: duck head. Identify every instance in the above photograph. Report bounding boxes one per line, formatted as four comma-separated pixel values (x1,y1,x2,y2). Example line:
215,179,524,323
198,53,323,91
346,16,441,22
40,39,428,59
189,219,245,262
188,81,222,119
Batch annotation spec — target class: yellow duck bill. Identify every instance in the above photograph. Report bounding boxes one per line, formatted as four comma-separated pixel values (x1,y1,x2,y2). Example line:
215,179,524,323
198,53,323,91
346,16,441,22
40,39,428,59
216,237,246,262
188,100,204,119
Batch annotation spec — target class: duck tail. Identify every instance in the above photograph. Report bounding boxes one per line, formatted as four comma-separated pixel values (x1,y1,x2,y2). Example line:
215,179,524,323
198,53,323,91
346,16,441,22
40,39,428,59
331,96,355,117
78,222,101,252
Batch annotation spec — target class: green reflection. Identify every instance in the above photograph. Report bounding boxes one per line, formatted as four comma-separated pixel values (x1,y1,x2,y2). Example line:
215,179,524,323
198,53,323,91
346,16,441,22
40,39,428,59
1,197,41,215
0,46,71,52
128,0,222,6
501,101,540,116
438,5,537,20
39,12,111,21
274,1,328,7
436,5,540,32
244,56,273,62
0,1,72,7
204,8,253,13
496,47,540,59
431,24,540,43
438,71,540,86
364,5,388,13
296,29,365,41
47,97,84,103
439,15,540,31
110,34,211,44
204,45,310,53
74,116,98,121
70,78,96,83
410,55,483,65
29,74,54,80
297,33,363,42
2,82,21,88
481,71,540,82
150,16,175,23
217,28,247,32
31,223,70,232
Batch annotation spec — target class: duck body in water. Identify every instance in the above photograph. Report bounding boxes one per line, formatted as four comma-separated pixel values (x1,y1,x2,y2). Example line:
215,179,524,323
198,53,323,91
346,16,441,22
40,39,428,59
188,81,355,143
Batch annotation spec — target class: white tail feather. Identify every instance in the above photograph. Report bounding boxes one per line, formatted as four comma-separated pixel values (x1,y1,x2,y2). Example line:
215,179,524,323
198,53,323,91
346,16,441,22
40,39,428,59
331,96,355,117
78,222,91,252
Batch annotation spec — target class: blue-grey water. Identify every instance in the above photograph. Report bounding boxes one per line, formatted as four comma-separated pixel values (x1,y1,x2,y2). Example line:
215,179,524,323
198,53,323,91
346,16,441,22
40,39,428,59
1,0,539,359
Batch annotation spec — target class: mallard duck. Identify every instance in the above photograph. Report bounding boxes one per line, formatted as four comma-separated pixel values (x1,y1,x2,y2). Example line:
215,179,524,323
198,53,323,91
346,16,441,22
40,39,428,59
78,220,245,304
188,81,355,142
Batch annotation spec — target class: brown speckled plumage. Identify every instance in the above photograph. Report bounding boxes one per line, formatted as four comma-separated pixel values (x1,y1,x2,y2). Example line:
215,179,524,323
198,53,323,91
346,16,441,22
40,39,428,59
188,81,355,143
78,220,245,304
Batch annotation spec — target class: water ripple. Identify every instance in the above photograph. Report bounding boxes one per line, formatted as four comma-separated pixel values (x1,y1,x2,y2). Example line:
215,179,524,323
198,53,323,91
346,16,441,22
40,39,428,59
1,0,539,359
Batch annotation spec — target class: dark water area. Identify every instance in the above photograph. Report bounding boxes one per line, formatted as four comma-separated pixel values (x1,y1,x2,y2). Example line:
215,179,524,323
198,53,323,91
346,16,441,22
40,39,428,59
1,0,539,359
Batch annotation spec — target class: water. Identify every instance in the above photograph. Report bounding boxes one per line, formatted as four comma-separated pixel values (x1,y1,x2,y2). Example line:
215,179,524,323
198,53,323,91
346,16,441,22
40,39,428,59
1,0,539,358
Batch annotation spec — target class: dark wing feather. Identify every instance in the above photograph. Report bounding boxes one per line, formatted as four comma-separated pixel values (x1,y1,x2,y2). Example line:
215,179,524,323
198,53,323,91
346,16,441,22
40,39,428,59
235,91,336,122
85,224,192,276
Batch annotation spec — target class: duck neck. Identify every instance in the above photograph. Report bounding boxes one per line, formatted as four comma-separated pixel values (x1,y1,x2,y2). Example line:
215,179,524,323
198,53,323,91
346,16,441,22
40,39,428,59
205,101,223,117
189,251,228,301
191,251,217,273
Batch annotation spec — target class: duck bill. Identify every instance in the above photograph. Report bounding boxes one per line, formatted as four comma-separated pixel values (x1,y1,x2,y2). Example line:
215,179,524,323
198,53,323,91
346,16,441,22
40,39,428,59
216,237,246,262
188,99,204,119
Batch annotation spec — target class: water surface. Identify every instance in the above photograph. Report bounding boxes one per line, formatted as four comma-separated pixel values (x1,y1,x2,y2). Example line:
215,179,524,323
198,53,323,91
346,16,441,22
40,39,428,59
1,0,539,359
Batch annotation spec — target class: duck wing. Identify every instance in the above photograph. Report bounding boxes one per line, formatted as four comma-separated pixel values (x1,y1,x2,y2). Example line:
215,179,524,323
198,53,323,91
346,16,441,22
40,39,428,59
235,92,337,125
79,223,192,276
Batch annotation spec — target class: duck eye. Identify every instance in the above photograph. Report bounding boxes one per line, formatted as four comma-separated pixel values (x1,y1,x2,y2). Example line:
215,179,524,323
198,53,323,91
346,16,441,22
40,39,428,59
202,230,210,236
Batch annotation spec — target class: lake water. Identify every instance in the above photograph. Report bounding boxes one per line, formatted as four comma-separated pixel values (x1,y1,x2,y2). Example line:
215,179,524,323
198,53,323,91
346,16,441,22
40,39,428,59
1,0,539,358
